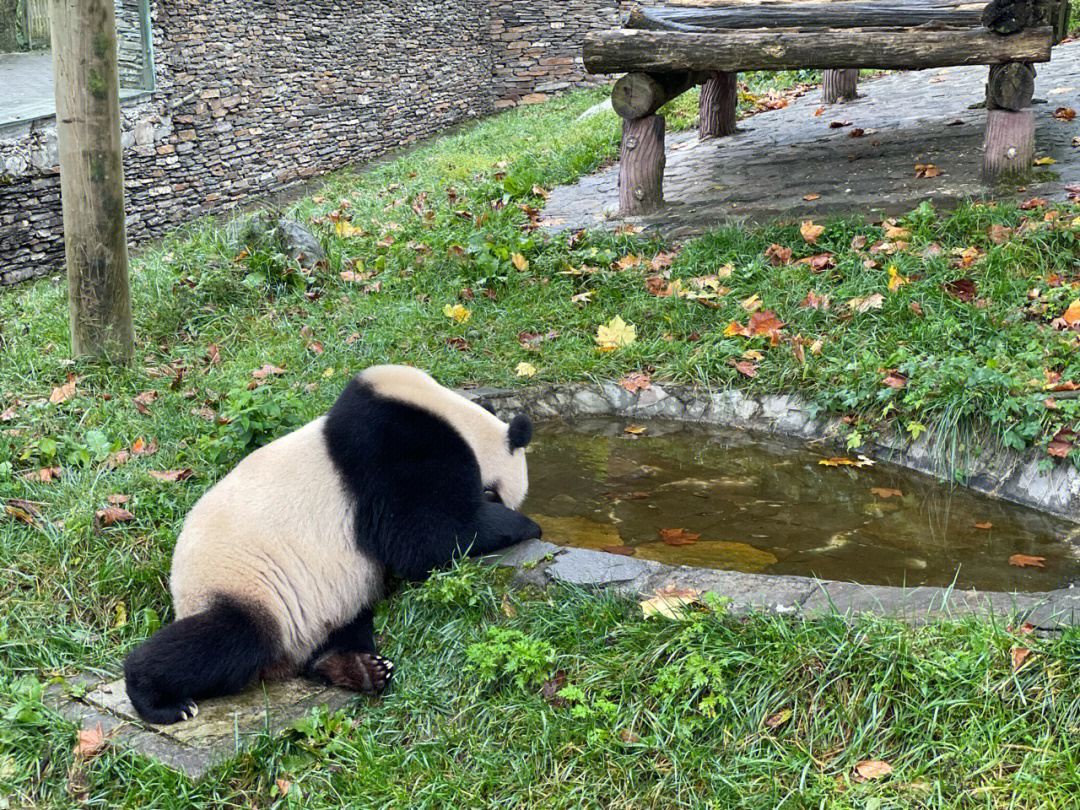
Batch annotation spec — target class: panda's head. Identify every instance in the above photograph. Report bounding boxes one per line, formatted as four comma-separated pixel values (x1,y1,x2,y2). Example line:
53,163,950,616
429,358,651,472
477,406,532,510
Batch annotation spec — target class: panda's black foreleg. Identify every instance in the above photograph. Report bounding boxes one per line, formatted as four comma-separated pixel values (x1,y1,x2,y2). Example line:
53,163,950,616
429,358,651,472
305,608,394,695
461,501,543,557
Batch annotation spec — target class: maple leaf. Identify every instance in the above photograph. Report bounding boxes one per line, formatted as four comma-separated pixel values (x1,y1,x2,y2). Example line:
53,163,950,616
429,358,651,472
252,364,286,380
650,252,678,271
795,253,835,272
131,437,158,456
335,220,366,238
1009,553,1045,568
855,760,893,781
764,244,793,265
443,304,472,323
614,254,642,271
619,372,651,393
847,293,884,313
205,344,222,365
915,163,942,178
724,321,751,338
148,469,194,482
730,358,758,378
1052,299,1080,330
658,528,700,546
800,290,829,310
73,724,106,760
748,310,785,345
515,362,537,378
800,221,825,244
511,253,529,272
871,487,903,499
645,275,669,296
595,316,636,351
1047,427,1075,458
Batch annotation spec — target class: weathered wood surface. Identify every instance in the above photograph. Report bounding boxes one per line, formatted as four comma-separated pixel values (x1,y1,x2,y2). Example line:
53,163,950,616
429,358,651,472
986,61,1036,110
612,71,707,120
646,0,1069,40
822,68,859,102
619,115,666,215
50,0,133,363
583,27,1053,74
982,108,1034,181
699,71,738,138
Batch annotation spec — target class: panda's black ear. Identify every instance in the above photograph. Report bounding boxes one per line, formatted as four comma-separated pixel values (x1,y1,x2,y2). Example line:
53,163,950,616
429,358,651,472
507,414,533,450
479,401,497,416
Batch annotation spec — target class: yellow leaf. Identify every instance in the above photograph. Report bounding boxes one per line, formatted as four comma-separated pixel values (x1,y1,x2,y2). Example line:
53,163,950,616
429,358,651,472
741,293,762,312
336,221,365,238
443,304,472,323
322,367,335,378
887,265,909,291
800,221,825,244
511,253,529,272
717,264,734,278
515,362,537,378
1033,156,1056,166
624,424,647,435
596,316,636,350
640,586,702,619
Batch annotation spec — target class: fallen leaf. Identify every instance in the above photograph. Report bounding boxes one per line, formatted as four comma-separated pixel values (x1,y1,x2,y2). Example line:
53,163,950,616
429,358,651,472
801,290,829,310
73,725,106,760
915,163,943,179
1048,427,1076,458
624,424,647,435
596,316,636,351
276,779,292,797
730,359,758,378
107,494,130,505
803,193,820,201
132,390,158,415
1034,156,1056,166
1009,553,1045,568
855,760,893,780
765,709,793,729
748,310,785,345
619,372,651,393
131,437,158,456
515,362,537,378
640,586,702,619
601,545,636,556
95,507,135,527
541,671,567,707
619,729,641,743
658,528,700,546
871,487,903,499
800,221,825,244
21,467,62,482
252,364,286,379
532,184,550,199
942,279,977,302
336,220,366,238
887,265,909,291
764,244,792,265
148,469,194,482
795,253,836,272
511,253,529,272
974,521,993,529
5,504,35,525
443,304,472,323
883,370,908,389
614,254,642,271
205,344,222,365
1053,107,1076,121
848,293,884,313
446,336,470,352
819,456,875,468
49,378,79,404
829,120,851,129
741,294,762,312
1019,197,1048,211
1009,646,1034,671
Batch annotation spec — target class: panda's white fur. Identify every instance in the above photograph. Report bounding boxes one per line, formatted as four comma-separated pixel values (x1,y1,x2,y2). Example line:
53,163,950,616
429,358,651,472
124,364,540,724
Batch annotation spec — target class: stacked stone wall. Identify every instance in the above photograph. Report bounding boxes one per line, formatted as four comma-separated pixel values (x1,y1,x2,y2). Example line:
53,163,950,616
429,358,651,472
0,0,618,286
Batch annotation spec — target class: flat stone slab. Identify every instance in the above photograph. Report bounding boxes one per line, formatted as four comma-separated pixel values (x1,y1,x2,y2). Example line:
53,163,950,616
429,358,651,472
46,674,357,780
544,43,1080,237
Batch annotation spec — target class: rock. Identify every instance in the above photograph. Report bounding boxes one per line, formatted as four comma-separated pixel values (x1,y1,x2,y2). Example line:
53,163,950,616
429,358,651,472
225,211,275,251
576,98,613,122
276,219,327,268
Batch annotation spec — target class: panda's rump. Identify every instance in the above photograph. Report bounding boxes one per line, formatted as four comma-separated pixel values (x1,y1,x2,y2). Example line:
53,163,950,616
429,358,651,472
170,417,383,667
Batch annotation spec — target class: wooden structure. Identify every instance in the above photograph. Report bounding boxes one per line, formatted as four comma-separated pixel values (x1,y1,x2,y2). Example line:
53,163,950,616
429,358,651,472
584,0,1071,214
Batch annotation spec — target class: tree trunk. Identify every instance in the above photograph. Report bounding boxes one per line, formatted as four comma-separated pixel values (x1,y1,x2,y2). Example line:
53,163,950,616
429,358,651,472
822,68,859,103
583,27,1053,75
50,0,133,363
699,71,737,139
982,108,1034,182
618,114,666,215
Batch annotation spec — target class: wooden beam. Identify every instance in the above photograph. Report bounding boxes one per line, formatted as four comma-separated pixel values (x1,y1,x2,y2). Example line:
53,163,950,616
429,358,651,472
612,71,706,120
50,0,133,363
629,4,987,31
583,27,1053,75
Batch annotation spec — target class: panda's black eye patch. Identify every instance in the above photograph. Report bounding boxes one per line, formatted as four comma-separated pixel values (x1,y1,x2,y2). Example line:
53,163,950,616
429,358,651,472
482,488,502,504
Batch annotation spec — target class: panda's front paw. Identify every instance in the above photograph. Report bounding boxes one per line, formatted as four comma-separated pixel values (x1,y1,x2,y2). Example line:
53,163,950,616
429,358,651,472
313,650,394,695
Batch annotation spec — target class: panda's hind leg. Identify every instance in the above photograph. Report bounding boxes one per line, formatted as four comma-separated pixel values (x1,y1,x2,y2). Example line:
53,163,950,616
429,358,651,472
124,597,279,725
305,608,394,695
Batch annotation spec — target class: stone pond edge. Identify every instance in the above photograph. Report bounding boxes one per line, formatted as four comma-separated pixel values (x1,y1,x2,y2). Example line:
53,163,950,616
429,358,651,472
464,381,1080,628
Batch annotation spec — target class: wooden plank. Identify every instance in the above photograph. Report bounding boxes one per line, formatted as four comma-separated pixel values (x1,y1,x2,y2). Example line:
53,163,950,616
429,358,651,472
629,4,987,31
583,27,1053,74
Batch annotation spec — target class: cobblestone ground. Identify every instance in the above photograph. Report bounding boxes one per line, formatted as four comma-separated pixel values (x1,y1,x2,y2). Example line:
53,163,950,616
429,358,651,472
0,52,53,125
544,43,1080,237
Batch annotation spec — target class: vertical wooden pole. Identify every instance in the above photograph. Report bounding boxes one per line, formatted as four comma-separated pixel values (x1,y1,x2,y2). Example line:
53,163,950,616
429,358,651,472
50,0,133,363
822,69,859,103
618,115,666,215
982,109,1035,182
699,70,737,139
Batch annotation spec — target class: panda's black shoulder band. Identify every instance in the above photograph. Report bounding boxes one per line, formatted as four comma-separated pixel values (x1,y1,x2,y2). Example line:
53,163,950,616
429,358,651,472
507,414,532,450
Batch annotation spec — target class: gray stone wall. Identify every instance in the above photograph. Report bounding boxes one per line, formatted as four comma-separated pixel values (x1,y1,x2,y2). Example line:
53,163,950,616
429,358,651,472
0,0,616,287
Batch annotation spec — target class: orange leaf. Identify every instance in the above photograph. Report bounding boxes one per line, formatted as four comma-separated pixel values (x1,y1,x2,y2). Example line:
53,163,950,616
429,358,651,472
748,310,785,345
730,359,758,378
131,437,158,456
974,521,993,530
619,372,651,393
74,724,106,760
800,221,825,244
658,528,700,546
1009,553,1045,568
870,487,902,499
1012,647,1033,671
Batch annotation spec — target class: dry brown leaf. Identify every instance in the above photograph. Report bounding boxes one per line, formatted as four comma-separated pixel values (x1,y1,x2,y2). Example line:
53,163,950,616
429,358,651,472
1012,647,1033,671
640,585,702,619
252,364,286,380
764,244,792,266
803,193,820,201
276,779,292,797
614,254,642,271
107,494,131,505
148,469,194,482
133,390,158,415
658,528,700,546
1009,553,1045,568
800,290,829,310
883,370,908,389
848,293,884,313
95,507,135,527
974,521,993,530
730,359,758,378
855,760,893,780
131,437,158,456
619,372,652,393
871,487,903,499
764,709,793,729
21,466,62,483
624,425,647,436
73,724,106,760
5,504,35,525
1053,107,1076,121
601,545,636,556
49,378,79,404
800,221,825,244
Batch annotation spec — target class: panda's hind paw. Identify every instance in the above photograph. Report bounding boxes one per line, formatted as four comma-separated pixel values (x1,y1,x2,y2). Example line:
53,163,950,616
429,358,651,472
313,651,394,695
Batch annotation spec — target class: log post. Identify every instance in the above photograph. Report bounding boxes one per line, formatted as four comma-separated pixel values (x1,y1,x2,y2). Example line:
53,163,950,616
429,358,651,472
611,71,704,120
699,71,737,139
986,61,1036,111
983,109,1035,182
822,68,859,103
50,0,133,363
618,115,666,215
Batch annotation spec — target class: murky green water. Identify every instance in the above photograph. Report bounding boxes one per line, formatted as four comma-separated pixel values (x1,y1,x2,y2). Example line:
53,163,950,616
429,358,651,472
523,419,1080,592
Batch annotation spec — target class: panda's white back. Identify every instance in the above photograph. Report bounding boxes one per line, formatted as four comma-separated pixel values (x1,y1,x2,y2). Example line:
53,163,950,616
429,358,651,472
170,416,383,666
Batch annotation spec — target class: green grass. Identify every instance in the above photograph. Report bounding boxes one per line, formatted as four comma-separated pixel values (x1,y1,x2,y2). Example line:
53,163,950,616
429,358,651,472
3,81,1080,807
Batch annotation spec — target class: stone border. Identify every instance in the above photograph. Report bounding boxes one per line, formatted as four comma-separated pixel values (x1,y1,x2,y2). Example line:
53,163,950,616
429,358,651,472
465,381,1080,628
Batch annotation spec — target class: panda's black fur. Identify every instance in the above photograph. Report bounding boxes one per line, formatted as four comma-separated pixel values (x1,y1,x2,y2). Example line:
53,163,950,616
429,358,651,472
124,366,541,725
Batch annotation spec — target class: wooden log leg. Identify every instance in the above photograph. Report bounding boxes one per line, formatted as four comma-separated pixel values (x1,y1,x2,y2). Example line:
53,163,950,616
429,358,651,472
982,108,1035,182
822,69,859,103
618,115,666,215
699,71,737,139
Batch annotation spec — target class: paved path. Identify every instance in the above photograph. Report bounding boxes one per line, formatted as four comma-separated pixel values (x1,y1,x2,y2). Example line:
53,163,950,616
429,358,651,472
0,52,54,125
545,43,1080,237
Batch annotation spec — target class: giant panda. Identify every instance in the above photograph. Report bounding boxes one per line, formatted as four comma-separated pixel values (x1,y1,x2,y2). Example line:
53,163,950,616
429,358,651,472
124,364,541,724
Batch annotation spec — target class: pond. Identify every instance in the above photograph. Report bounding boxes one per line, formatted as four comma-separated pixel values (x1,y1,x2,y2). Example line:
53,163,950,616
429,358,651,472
522,419,1080,593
